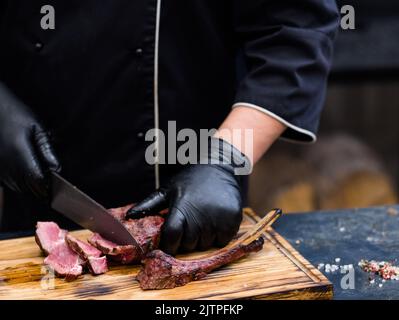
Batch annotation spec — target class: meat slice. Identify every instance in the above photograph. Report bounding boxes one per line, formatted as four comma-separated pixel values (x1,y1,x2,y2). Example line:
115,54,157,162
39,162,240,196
35,222,84,280
88,233,138,265
108,205,134,221
88,211,164,264
43,245,84,280
66,234,108,275
137,237,265,290
35,221,67,255
123,215,165,253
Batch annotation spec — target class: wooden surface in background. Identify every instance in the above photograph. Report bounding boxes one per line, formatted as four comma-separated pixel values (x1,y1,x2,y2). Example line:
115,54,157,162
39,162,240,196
250,135,398,214
0,209,332,300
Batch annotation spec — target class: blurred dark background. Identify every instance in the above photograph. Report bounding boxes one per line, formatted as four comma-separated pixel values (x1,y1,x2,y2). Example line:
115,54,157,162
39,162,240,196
0,1,398,219
249,0,399,214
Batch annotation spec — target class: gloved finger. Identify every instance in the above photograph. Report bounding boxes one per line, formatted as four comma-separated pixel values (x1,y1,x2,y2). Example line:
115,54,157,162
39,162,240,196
33,126,61,172
26,175,48,199
194,208,214,251
160,207,185,255
126,189,168,219
214,227,239,248
2,176,21,194
18,138,48,199
215,209,242,247
197,228,215,251
180,216,200,253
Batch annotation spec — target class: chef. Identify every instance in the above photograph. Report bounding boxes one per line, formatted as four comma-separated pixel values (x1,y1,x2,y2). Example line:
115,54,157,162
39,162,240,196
0,1,339,254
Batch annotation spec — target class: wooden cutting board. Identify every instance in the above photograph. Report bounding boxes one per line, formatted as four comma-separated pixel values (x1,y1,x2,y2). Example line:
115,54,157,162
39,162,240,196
0,209,332,300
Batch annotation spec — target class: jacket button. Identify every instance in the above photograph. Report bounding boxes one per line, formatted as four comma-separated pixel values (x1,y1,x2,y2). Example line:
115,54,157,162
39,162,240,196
35,42,43,51
135,48,143,57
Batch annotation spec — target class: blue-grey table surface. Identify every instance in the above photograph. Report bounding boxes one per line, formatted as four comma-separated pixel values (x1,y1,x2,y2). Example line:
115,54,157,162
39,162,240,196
274,205,399,300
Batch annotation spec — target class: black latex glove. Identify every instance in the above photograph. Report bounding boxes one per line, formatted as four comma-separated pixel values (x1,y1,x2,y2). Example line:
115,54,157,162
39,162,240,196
0,82,60,199
126,137,252,255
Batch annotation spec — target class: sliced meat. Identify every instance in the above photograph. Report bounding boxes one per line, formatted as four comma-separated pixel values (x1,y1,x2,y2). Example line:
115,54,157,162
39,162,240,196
35,222,84,280
108,205,134,221
43,245,83,280
66,234,108,275
137,237,265,290
123,215,164,253
87,256,108,275
88,233,138,265
35,222,67,255
88,211,164,264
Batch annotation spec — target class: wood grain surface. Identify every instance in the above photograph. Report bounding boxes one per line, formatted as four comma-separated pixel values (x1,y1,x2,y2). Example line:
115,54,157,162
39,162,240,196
0,209,332,300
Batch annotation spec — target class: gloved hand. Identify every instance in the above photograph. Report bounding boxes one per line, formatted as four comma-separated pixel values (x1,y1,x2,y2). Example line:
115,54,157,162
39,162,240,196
126,137,252,255
0,82,60,199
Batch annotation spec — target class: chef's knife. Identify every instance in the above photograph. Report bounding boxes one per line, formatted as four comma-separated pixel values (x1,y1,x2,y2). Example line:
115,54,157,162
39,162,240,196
50,172,143,251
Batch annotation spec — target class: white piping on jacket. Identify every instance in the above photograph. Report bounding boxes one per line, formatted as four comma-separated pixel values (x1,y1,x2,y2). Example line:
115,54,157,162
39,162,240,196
154,0,162,189
232,102,317,143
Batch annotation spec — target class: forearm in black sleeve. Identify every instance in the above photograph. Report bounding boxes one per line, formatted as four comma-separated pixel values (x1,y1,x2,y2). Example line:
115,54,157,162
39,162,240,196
234,0,340,143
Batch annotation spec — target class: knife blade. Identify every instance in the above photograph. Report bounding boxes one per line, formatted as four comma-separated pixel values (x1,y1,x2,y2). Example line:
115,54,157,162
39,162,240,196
50,172,143,251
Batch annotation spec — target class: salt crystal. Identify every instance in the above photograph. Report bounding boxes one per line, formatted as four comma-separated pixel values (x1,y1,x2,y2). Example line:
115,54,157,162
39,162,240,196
295,240,301,245
335,258,341,263
379,284,383,288
339,227,346,232
370,279,375,284
387,207,399,216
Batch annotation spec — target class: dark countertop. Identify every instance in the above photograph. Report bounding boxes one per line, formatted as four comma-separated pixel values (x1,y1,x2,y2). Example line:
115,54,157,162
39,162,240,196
0,230,34,241
274,205,399,300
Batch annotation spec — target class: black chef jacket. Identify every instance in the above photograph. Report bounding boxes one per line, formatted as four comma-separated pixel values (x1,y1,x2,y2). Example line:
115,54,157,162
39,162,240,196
0,1,339,232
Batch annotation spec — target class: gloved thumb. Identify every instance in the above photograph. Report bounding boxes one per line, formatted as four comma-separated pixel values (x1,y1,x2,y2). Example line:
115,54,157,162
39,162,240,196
33,125,61,173
126,189,168,219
